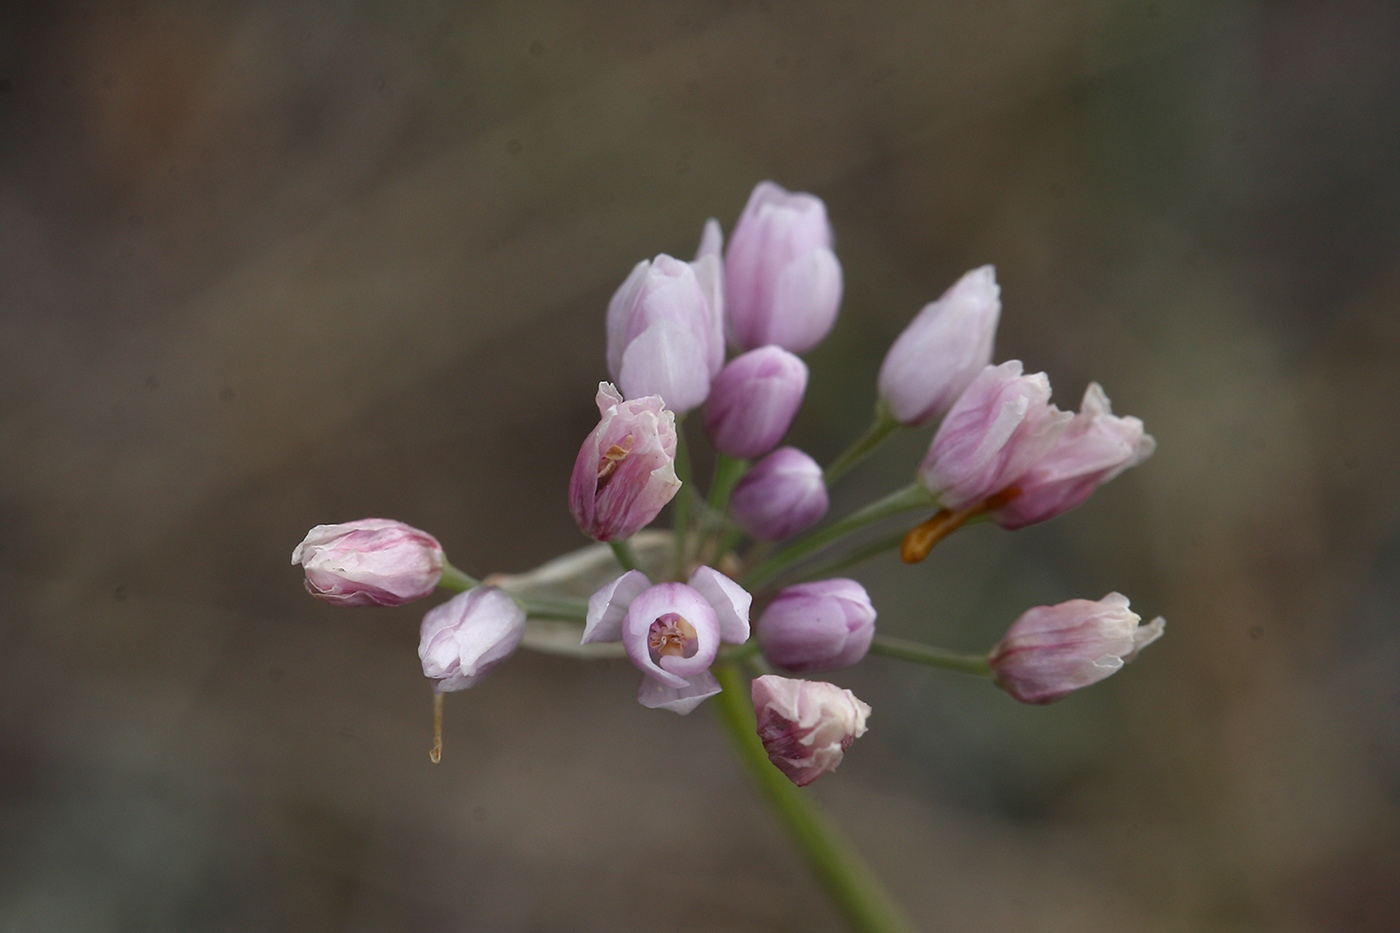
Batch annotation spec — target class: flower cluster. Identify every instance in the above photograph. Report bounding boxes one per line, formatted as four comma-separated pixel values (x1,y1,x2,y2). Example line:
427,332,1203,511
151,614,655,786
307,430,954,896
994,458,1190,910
291,180,1163,790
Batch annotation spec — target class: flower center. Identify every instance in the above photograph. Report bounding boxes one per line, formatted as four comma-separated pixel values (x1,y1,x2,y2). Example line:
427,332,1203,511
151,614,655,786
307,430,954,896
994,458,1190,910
595,435,635,489
648,613,698,663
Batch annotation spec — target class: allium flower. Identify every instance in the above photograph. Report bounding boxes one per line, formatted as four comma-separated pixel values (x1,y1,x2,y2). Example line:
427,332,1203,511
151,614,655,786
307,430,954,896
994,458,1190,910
878,265,1001,426
988,593,1164,704
292,519,443,606
725,181,843,354
992,383,1156,529
583,566,751,714
703,345,809,459
418,587,527,692
757,579,876,672
917,361,1072,510
752,675,870,786
569,383,681,542
729,446,829,540
606,251,724,415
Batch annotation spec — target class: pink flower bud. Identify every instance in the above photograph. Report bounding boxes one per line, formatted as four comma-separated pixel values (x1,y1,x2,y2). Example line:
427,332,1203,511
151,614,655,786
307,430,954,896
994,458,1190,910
757,579,876,672
569,383,682,542
583,566,751,714
703,346,809,458
917,361,1073,510
752,675,870,786
418,586,527,692
606,252,724,415
291,519,443,606
729,447,829,541
988,593,1165,704
992,383,1156,529
724,181,843,354
878,265,1001,426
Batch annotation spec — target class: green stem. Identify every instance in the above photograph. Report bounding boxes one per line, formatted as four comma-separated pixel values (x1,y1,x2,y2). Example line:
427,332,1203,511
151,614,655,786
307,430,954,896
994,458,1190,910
711,663,916,933
708,453,750,514
609,539,640,573
437,561,479,592
868,635,992,676
824,403,902,487
742,484,936,591
672,427,694,579
519,597,589,622
789,530,906,584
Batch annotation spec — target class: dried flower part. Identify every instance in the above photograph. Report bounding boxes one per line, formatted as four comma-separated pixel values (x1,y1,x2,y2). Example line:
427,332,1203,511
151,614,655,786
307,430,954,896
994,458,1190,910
418,587,527,693
988,593,1165,704
725,181,843,354
569,383,681,542
878,265,1001,426
292,518,443,606
918,360,1072,511
752,675,870,786
729,447,829,541
992,383,1156,529
758,579,876,672
606,251,724,415
584,566,751,714
703,346,809,459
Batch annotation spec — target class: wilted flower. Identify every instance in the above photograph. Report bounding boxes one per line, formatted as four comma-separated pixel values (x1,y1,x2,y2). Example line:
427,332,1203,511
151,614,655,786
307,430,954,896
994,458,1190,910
917,361,1072,511
757,579,876,672
992,383,1156,529
583,566,751,714
606,251,724,415
725,181,843,354
752,675,870,786
729,446,829,541
292,518,443,606
703,346,809,459
988,592,1164,704
418,586,527,692
878,265,1001,426
569,383,681,542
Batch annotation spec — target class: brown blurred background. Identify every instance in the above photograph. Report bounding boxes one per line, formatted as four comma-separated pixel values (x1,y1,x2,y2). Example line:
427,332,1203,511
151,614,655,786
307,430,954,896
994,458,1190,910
3,1,1399,930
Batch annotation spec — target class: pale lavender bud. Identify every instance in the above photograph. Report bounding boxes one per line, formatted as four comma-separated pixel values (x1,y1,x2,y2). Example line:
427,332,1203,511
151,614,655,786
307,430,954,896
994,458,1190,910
757,579,876,672
729,447,828,541
418,586,527,692
878,265,1001,426
992,383,1156,529
725,181,843,354
918,361,1073,510
291,518,443,606
583,566,751,714
569,383,681,542
606,252,723,415
703,346,809,458
752,675,870,786
988,593,1165,704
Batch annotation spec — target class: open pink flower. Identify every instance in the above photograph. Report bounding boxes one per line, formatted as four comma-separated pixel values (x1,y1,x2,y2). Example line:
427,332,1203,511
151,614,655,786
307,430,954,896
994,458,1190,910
752,675,870,786
583,566,751,714
292,519,443,606
569,383,681,542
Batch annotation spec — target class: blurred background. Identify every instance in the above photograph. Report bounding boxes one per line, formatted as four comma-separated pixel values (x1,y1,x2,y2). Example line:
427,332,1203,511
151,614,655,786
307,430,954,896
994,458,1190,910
3,1,1399,930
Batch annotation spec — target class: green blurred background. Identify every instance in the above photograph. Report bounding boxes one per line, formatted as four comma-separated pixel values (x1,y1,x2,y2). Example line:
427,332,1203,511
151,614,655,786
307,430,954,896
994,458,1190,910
3,1,1398,930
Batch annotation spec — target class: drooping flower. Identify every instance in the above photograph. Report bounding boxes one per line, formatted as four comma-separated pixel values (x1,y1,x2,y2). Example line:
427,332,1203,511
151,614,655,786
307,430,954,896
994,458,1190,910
703,345,809,459
418,586,527,692
991,383,1156,529
292,519,443,606
917,360,1072,511
988,593,1164,704
569,383,681,542
728,446,829,541
757,579,876,672
606,249,724,415
878,265,1001,426
583,566,751,714
752,675,870,786
725,181,843,354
